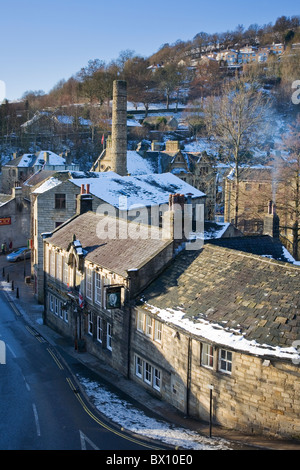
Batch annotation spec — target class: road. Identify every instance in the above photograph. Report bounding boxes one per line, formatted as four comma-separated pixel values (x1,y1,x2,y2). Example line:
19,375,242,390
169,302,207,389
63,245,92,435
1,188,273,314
0,289,167,451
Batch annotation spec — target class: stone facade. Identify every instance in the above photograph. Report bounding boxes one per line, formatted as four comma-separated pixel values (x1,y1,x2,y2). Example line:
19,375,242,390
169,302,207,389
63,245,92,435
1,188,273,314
43,210,174,373
131,243,300,439
1,151,79,194
32,180,101,303
224,167,300,260
0,187,31,250
131,311,300,438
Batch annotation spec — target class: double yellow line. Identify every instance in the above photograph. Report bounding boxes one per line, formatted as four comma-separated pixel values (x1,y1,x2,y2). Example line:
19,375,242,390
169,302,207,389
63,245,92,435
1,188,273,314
47,347,64,370
66,376,161,450
25,325,45,343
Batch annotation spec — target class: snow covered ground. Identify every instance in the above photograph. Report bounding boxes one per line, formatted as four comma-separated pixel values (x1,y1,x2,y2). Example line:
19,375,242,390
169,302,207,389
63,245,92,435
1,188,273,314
77,374,232,450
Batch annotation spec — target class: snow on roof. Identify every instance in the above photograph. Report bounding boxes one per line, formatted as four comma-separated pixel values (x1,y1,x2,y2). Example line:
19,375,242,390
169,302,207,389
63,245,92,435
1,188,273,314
17,154,36,167
35,151,67,166
15,150,70,168
70,172,205,209
145,304,300,362
127,151,156,175
32,177,63,194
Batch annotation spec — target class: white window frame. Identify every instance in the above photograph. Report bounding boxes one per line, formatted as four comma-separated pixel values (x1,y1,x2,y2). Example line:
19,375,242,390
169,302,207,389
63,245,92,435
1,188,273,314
64,306,69,323
219,349,233,374
107,323,112,351
153,368,161,391
137,311,145,332
154,321,162,343
49,294,54,312
201,343,214,369
88,313,93,335
135,356,143,378
86,267,93,300
54,297,59,316
135,355,162,392
145,315,153,338
144,361,152,385
96,316,103,343
58,300,63,319
56,253,62,281
50,250,55,277
62,257,68,285
94,272,102,306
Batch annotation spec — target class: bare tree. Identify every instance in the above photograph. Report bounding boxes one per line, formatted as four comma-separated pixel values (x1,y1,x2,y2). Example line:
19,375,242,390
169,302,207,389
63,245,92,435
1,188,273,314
205,76,271,227
275,116,300,259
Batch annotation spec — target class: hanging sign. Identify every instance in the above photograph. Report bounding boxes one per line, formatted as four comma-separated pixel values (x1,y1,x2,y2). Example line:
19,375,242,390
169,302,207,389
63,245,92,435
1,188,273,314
106,286,122,309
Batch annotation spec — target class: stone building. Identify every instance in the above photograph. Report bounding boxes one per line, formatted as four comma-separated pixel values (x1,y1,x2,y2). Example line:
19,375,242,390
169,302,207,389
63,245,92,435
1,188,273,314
90,79,215,222
31,175,102,303
132,241,300,439
94,137,217,222
42,207,174,372
0,186,31,250
40,186,300,439
32,170,205,303
224,166,300,260
1,150,79,194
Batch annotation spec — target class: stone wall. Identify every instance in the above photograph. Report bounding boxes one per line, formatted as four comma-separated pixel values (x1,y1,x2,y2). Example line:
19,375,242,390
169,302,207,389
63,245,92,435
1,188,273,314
130,309,300,439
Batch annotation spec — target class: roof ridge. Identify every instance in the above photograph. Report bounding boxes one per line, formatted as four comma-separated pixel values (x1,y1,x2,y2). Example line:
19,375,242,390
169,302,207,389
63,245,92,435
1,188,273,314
204,243,300,271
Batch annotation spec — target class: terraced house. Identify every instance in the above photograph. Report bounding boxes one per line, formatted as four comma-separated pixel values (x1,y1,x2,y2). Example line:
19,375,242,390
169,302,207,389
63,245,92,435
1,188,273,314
133,241,300,439
42,185,300,439
42,196,175,373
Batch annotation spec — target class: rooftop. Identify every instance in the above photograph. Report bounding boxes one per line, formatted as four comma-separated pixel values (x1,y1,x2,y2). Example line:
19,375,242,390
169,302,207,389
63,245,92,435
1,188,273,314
69,172,205,208
5,150,76,168
46,211,172,277
139,244,300,359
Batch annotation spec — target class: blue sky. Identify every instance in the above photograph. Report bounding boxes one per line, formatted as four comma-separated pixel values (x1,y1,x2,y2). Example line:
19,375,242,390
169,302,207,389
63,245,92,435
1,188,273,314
0,0,299,100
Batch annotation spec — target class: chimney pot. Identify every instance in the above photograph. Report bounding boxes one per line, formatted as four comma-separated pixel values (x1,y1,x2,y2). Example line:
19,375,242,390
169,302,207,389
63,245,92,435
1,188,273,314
81,184,85,194
86,184,90,194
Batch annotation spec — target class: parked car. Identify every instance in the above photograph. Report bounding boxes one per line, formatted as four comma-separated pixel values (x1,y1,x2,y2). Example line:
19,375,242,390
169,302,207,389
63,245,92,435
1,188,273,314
6,247,31,262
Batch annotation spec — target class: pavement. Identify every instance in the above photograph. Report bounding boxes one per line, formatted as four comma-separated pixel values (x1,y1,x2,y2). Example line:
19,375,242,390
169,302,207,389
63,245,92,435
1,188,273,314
1,253,300,451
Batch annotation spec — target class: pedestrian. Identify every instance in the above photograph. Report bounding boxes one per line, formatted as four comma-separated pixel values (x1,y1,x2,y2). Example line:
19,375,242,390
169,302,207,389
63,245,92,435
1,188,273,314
1,243,4,255
9,241,12,252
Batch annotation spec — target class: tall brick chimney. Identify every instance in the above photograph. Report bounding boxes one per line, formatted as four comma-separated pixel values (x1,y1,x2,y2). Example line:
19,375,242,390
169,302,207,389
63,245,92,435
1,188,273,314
110,80,127,176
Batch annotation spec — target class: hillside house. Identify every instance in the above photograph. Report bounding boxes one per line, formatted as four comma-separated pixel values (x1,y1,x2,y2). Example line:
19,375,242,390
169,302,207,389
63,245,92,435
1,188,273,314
1,150,79,194
224,166,300,260
0,186,31,250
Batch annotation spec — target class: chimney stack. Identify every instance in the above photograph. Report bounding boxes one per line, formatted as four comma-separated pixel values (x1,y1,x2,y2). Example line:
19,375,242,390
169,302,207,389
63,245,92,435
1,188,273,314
163,193,188,250
77,184,93,215
110,80,127,176
264,200,280,238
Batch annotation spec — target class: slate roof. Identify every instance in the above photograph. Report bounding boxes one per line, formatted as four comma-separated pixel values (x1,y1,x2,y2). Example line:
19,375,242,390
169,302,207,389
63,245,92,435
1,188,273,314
23,170,57,189
0,194,12,207
46,211,172,277
139,244,300,351
206,235,293,263
4,151,74,168
70,172,205,209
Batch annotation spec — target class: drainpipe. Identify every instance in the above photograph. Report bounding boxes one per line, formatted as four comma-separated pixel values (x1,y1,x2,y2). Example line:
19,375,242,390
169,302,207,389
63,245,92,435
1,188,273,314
186,336,192,416
126,270,134,379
